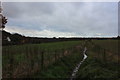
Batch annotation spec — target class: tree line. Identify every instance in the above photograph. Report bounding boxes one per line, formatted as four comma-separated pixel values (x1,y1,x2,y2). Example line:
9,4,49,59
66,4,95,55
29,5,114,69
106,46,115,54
2,30,119,46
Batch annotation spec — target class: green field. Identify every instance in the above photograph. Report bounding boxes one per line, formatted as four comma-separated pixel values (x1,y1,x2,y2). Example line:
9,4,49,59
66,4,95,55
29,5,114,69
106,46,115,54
2,39,119,79
2,41,84,78
91,39,119,62
77,39,119,79
92,39,118,54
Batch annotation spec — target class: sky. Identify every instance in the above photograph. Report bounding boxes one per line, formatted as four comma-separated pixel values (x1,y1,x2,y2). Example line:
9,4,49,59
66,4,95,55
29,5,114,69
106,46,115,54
2,2,118,38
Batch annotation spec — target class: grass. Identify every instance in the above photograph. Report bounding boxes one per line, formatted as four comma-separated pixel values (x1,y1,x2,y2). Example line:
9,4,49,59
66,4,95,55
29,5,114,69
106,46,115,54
2,40,84,78
2,39,119,79
76,39,120,79
92,39,118,54
77,57,119,79
3,41,82,64
34,49,83,78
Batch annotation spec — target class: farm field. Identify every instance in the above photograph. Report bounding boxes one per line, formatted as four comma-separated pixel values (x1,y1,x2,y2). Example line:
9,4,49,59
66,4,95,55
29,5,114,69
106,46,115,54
92,39,118,54
1,2,119,79
2,39,119,79
2,40,85,78
77,39,120,79
91,39,119,62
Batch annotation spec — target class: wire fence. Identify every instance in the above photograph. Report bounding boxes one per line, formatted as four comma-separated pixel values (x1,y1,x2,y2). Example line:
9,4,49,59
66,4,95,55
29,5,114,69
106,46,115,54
89,41,119,64
2,44,83,78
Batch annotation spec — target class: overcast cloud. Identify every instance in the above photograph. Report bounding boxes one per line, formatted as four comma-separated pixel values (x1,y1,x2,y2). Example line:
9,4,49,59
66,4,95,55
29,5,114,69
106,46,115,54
2,2,118,37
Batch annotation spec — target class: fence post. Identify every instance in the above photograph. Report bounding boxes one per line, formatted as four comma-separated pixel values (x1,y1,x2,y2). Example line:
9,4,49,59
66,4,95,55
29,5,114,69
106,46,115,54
41,51,44,69
60,49,63,58
69,47,71,54
55,50,57,61
62,49,64,57
98,46,100,59
9,47,14,78
26,46,29,58
103,49,107,63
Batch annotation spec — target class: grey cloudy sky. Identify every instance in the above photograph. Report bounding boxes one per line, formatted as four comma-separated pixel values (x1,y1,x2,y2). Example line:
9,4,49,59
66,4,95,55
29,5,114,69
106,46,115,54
2,2,118,37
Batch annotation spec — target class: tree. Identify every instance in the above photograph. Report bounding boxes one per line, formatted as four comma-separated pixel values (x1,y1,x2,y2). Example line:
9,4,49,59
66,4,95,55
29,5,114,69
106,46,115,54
1,15,7,29
0,1,7,30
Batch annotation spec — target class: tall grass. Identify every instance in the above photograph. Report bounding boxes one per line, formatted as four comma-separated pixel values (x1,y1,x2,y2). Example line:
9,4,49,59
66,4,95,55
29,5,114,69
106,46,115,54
2,41,84,78
76,39,119,79
92,39,118,54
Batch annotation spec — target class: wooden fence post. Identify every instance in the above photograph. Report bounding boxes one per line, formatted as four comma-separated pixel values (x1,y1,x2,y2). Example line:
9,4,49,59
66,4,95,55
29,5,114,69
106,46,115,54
55,50,57,61
62,49,64,56
41,51,44,69
60,49,62,57
9,47,13,78
103,49,107,63
98,46,100,59
69,47,71,54
26,46,29,58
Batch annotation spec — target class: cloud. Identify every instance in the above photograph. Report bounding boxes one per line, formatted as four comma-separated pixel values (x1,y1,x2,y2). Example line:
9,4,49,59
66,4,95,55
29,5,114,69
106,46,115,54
2,0,119,2
3,2,118,37
5,25,82,38
3,2,55,18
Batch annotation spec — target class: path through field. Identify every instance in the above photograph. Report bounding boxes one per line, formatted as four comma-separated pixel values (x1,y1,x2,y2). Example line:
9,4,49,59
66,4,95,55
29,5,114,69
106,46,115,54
70,47,87,80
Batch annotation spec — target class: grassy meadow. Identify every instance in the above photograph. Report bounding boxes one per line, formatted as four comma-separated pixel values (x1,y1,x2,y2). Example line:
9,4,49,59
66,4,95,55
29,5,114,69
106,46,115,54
2,39,119,79
77,39,119,79
2,40,84,78
93,39,118,54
